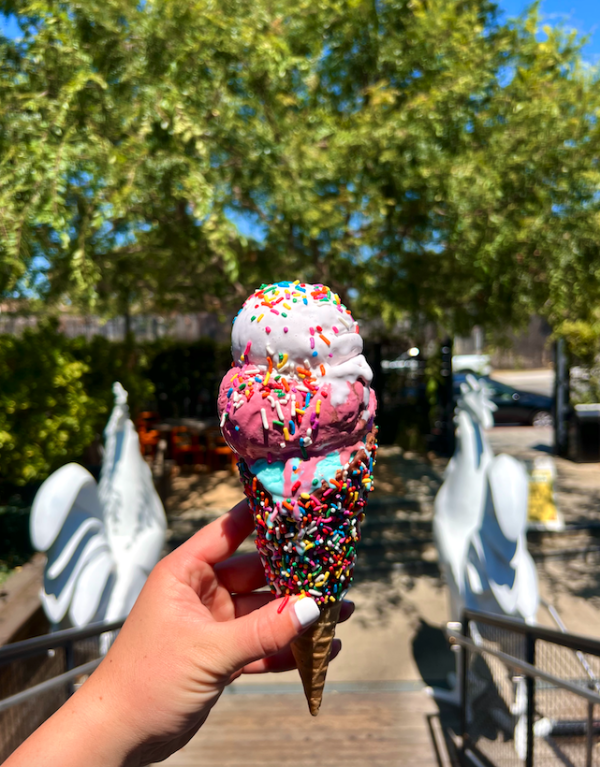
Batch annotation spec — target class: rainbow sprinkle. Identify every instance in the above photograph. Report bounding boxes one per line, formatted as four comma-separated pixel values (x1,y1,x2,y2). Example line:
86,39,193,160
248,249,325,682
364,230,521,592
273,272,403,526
239,436,377,606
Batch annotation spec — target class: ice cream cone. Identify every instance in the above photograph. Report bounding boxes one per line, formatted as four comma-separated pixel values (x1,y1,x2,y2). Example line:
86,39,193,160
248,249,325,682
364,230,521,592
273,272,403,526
218,281,378,714
291,601,342,716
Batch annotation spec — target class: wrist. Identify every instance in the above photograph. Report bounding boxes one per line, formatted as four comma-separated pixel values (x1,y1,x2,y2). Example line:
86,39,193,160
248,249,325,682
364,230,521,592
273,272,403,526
67,665,142,767
4,671,138,767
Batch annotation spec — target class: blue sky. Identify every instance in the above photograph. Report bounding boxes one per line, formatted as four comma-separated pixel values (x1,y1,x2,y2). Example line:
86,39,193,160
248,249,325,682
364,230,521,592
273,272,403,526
2,2,598,59
498,0,599,60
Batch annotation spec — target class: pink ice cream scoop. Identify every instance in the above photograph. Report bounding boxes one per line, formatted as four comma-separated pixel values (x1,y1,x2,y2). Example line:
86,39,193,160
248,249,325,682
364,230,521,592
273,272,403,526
218,281,376,485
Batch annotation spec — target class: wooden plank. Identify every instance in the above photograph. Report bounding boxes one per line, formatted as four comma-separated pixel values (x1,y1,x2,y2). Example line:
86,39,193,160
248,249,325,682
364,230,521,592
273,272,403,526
156,691,439,767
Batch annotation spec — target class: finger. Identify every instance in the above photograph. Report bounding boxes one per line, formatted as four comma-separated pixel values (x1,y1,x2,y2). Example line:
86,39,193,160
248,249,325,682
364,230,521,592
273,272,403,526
339,599,355,623
213,596,321,673
242,639,342,675
176,501,254,567
233,591,274,617
215,552,266,594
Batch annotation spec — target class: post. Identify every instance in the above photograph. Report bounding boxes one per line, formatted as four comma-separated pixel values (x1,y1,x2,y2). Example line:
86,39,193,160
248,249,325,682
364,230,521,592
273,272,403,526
554,339,569,457
65,640,75,697
526,632,536,767
460,614,469,754
439,338,455,455
587,696,594,767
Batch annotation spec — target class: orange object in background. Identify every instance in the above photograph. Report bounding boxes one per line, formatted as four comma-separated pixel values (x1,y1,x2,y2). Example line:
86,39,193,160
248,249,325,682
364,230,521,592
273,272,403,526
135,411,161,458
171,426,205,467
205,427,237,473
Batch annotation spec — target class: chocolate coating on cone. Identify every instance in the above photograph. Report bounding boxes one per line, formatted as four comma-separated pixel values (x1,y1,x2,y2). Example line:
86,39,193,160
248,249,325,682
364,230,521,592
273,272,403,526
291,601,342,716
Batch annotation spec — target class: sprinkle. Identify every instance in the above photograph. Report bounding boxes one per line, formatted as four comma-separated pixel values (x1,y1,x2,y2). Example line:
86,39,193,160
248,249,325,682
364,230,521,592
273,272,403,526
309,327,315,335
316,399,322,415
319,334,331,346
283,327,289,333
261,408,269,429
320,364,326,376
272,420,284,427
264,357,273,386
277,353,289,370
266,326,272,334
283,427,290,441
289,419,296,435
277,595,290,614
220,412,227,426
257,313,264,323
332,326,339,334
275,399,284,421
312,351,318,357
310,338,315,349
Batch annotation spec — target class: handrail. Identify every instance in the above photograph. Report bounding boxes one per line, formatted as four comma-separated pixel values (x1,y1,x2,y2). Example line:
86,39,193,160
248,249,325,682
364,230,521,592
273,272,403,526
463,608,600,656
541,598,600,695
0,659,102,713
0,619,125,666
448,630,600,707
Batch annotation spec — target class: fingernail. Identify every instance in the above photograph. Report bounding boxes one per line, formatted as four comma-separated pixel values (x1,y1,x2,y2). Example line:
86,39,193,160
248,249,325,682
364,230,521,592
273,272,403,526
294,597,320,628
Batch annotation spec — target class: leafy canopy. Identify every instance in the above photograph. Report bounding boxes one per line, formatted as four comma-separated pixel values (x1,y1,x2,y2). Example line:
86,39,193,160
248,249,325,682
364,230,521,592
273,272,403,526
1,0,600,333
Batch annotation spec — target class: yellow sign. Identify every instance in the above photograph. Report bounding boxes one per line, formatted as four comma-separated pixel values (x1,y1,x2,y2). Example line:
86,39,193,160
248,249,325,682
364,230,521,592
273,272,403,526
527,465,559,525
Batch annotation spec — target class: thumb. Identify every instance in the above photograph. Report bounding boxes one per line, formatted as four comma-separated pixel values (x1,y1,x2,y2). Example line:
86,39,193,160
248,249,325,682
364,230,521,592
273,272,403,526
217,596,321,673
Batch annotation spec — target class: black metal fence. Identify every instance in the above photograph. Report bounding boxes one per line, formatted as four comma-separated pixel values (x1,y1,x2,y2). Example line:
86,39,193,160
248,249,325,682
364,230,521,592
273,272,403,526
0,620,123,762
454,610,600,767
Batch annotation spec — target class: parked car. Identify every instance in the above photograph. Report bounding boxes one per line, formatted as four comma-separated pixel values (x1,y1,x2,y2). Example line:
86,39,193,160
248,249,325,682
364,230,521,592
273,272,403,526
452,354,492,376
453,374,554,426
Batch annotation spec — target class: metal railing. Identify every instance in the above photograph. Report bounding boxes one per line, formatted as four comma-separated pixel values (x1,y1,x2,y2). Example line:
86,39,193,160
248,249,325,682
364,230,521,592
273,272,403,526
450,610,600,767
0,619,124,761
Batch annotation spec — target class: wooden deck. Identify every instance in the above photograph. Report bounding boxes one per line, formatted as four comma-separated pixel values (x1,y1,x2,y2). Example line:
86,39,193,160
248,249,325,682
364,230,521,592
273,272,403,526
155,688,441,767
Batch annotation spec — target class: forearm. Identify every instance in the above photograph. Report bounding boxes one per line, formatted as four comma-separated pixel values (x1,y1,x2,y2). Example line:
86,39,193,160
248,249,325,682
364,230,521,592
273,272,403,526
4,676,137,767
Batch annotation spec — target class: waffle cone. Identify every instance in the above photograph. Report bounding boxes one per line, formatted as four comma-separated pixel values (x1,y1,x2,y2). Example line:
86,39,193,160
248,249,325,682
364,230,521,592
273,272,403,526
291,601,342,716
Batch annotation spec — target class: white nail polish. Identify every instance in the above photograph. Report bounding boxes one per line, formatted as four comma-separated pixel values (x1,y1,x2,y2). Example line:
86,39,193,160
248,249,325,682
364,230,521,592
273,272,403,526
294,597,320,628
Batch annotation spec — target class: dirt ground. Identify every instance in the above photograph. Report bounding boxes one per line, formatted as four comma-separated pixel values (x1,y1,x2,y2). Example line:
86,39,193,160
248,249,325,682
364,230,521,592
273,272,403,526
163,428,600,688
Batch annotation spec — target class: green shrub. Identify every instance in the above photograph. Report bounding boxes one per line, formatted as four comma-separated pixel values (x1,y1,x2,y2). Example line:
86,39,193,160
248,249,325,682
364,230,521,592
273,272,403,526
0,501,34,584
70,335,155,431
0,322,103,485
0,323,231,488
147,338,230,419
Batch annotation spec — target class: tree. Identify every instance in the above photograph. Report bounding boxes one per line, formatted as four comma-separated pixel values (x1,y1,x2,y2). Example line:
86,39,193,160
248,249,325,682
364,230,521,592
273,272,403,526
1,0,600,334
